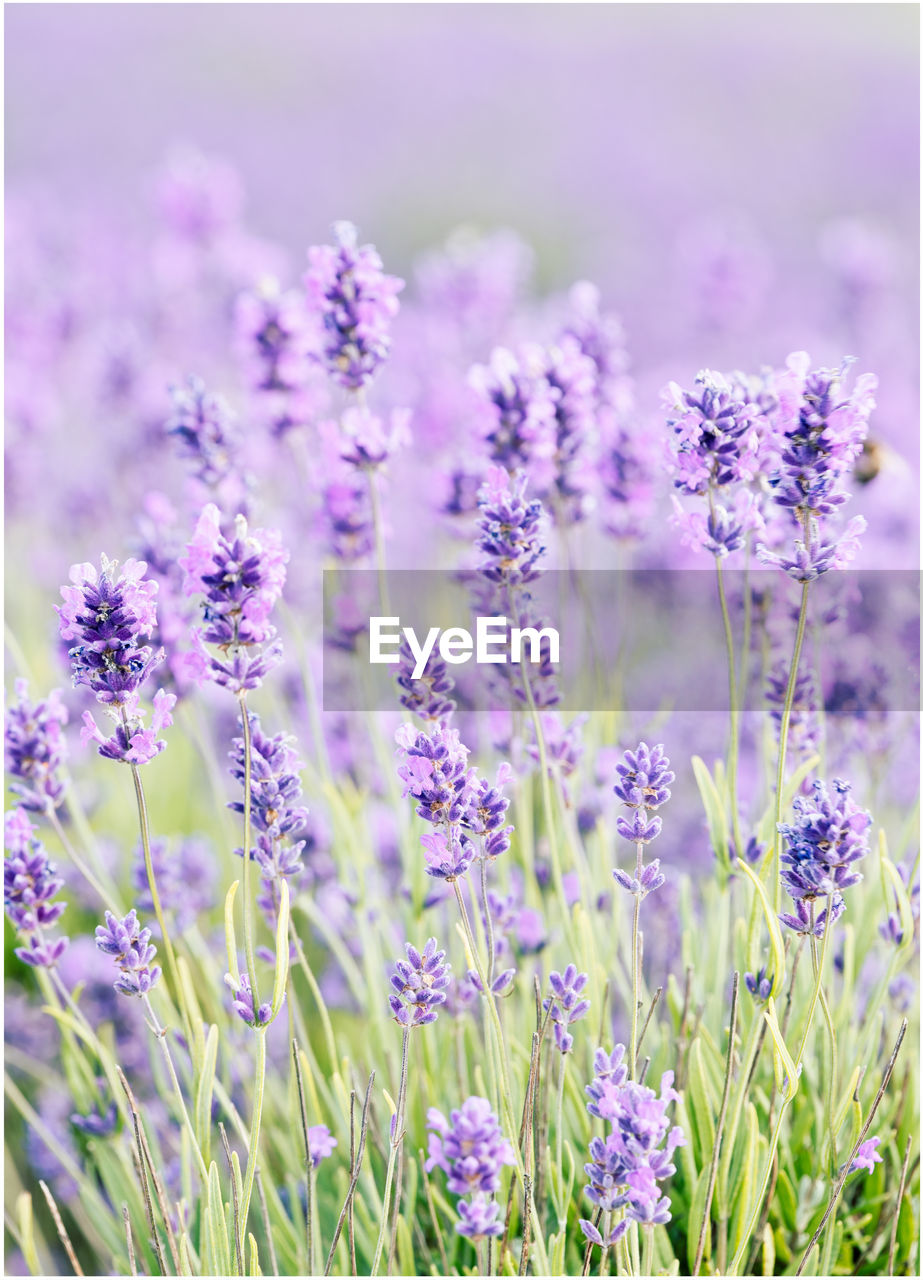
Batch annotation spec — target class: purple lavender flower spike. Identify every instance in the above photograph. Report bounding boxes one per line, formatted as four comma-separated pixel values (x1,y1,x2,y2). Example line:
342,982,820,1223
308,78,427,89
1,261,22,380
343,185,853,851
388,937,451,1027
778,778,871,912
5,679,69,813
665,370,761,496
778,894,846,939
581,1046,685,1226
543,336,597,524
4,808,68,968
469,346,557,490
396,636,456,723
225,970,273,1027
613,742,674,810
744,968,774,1002
476,467,545,586
303,220,404,389
425,1096,515,1201
95,909,161,998
395,722,476,881
166,375,241,490
180,503,288,692
235,279,313,396
757,352,876,580
228,713,310,849
456,1193,504,1240
766,660,819,760
543,964,590,1053
465,762,514,861
613,858,666,898
57,555,160,707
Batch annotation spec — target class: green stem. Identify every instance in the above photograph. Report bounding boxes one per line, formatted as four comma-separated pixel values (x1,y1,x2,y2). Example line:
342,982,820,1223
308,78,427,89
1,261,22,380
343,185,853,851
629,840,643,1081
142,996,208,1185
764,580,810,911
129,760,188,1042
238,692,260,1004
371,1027,410,1276
239,1029,267,1247
708,489,743,859
480,856,496,985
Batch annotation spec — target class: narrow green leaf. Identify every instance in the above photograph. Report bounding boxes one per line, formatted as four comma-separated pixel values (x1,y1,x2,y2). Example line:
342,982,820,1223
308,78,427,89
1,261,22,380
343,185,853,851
225,881,241,985
692,755,731,880
728,1102,760,1261
737,858,787,997
248,1233,261,1276
686,1039,718,1164
763,999,799,1100
15,1192,41,1276
686,1169,711,1272
271,878,291,1018
195,1024,219,1167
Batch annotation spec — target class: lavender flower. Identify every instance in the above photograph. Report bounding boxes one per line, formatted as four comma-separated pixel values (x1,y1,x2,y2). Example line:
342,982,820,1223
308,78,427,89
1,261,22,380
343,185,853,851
543,963,590,1053
180,503,288,692
388,938,451,1027
225,970,272,1027
664,370,760,497
95,909,161,998
469,346,557,490
57,555,160,706
582,1047,685,1226
613,742,673,851
228,713,310,852
166,375,241,490
396,636,456,723
4,808,68,967
5,679,69,812
758,353,876,580
455,1193,504,1240
476,466,545,585
744,968,774,1002
464,763,514,861
766,660,819,760
543,336,597,524
847,1136,883,1176
234,280,312,395
395,722,474,881
303,220,404,389
778,778,871,924
305,1124,337,1168
426,1096,515,1195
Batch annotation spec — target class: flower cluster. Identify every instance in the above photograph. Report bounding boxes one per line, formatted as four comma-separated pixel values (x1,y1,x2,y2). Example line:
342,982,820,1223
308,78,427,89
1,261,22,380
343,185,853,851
57,556,160,706
395,723,474,881
543,964,590,1053
165,375,242,491
58,556,176,766
181,504,288,692
5,679,69,813
95,909,161,998
426,1096,515,1240
580,1045,685,1240
4,808,68,967
395,637,456,723
225,970,272,1028
758,353,876,581
476,466,545,586
228,713,310,871
235,279,312,396
778,777,871,935
469,346,557,490
303,220,404,389
765,659,819,761
543,336,597,524
388,938,451,1027
395,724,515,881
613,741,673,840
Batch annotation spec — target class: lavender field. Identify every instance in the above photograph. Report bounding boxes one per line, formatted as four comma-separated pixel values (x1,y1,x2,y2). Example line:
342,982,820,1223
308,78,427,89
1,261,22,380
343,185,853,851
4,5,920,1277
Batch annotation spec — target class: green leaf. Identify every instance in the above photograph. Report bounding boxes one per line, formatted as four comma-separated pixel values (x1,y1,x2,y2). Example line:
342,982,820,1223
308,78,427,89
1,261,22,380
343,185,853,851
225,881,241,985
195,1024,219,1167
692,756,731,881
686,1039,718,1164
248,1232,261,1276
775,1168,799,1233
271,878,291,1018
206,1160,232,1278
737,857,787,997
763,999,799,1101
686,1169,711,1273
15,1192,41,1276
728,1103,760,1261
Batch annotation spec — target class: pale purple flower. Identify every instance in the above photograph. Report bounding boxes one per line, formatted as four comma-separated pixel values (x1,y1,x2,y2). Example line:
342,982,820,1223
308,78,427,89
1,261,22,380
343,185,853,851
543,963,590,1053
5,679,69,813
388,938,451,1027
4,808,68,968
95,909,161,998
